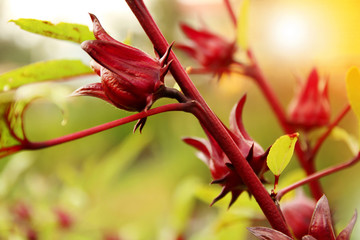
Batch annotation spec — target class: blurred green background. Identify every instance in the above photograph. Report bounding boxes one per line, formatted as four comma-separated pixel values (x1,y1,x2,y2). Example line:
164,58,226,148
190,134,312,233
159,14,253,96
1,0,360,239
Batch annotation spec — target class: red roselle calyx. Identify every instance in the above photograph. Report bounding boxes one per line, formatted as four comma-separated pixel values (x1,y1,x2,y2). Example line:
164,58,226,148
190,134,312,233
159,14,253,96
183,95,269,207
176,23,236,77
73,13,173,112
287,68,330,130
249,195,357,240
280,192,316,239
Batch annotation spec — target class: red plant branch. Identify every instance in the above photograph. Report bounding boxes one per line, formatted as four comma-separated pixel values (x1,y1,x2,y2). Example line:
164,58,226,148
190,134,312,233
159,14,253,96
223,0,237,28
311,104,351,157
276,151,360,201
0,102,194,155
125,0,290,235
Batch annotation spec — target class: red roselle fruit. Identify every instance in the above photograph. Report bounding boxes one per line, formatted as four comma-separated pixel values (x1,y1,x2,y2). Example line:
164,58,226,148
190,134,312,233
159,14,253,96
249,195,357,240
176,23,236,77
280,192,316,239
287,68,330,130
73,13,173,112
183,95,269,207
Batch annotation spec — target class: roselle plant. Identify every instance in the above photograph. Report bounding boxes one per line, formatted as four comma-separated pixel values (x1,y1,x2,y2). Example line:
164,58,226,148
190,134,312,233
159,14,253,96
1,0,360,239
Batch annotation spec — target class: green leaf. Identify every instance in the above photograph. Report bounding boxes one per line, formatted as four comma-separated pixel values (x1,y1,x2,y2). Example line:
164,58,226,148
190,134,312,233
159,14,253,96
330,127,359,155
267,133,299,176
10,19,95,43
237,0,250,49
346,67,360,146
346,67,360,119
0,59,93,92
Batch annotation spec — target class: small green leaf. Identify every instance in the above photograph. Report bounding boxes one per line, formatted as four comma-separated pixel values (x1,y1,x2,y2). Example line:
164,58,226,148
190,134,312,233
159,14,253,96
237,0,250,49
346,67,360,146
0,59,93,92
267,133,299,176
10,19,95,43
330,127,359,155
346,67,360,119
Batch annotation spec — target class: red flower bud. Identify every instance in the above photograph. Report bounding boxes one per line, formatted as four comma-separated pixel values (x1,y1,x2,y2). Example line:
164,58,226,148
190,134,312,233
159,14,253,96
184,95,268,207
176,23,236,76
73,14,172,112
54,208,73,230
249,195,357,240
287,68,330,130
281,192,316,239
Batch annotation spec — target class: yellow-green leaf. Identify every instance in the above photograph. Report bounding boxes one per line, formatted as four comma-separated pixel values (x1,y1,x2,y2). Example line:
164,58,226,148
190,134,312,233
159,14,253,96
346,67,360,120
346,67,360,146
267,133,299,176
10,19,95,43
237,0,250,49
331,127,359,155
0,59,93,92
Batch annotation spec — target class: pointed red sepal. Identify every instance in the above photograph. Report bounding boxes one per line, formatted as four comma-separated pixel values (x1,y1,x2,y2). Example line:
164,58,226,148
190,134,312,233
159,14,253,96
71,82,114,105
176,23,236,76
180,23,219,44
308,195,336,240
229,95,265,156
336,210,357,240
211,175,228,185
228,190,242,208
182,137,211,161
229,94,251,140
133,117,147,133
89,13,118,43
210,186,230,207
159,42,174,67
248,227,293,240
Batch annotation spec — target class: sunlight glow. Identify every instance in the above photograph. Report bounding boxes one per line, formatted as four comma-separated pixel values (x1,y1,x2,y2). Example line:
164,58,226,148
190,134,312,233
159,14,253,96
271,14,309,53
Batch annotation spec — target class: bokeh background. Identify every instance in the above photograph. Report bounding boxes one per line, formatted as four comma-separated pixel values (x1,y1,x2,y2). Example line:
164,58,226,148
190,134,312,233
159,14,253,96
1,0,360,239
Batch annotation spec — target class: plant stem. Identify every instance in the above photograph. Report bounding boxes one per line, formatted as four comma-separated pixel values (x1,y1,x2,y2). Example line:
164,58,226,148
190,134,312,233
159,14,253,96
9,103,193,152
125,0,290,235
0,145,24,158
245,50,323,200
223,0,237,28
311,104,351,157
276,152,360,201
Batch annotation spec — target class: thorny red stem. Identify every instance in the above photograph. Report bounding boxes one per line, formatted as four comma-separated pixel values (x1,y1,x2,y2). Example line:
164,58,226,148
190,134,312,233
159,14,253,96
311,104,351,157
1,102,193,153
125,0,291,235
223,0,237,28
276,152,360,201
245,49,324,200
